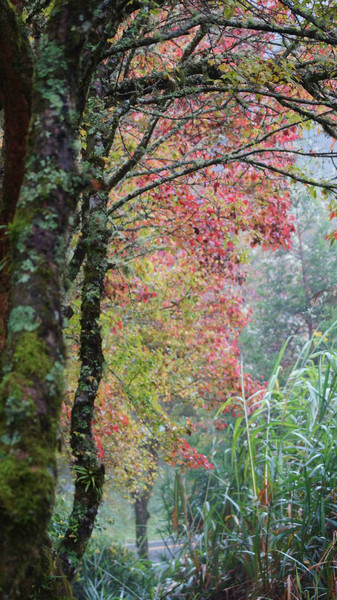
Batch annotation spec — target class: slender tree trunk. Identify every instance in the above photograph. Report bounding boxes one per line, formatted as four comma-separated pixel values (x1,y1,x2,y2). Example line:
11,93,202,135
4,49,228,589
59,186,108,578
59,61,125,578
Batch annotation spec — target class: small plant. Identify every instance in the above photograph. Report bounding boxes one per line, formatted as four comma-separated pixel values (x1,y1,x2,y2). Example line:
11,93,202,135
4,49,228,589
74,465,101,493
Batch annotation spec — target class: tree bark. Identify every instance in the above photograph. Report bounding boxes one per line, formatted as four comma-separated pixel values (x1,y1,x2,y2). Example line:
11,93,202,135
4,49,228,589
59,61,123,579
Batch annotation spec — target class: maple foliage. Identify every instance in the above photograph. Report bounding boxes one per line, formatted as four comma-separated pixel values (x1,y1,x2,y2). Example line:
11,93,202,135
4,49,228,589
71,171,290,492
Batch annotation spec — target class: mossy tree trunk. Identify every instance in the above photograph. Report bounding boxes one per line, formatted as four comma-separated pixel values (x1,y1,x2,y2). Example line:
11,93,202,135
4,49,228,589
59,188,108,578
0,1,111,596
59,162,109,581
59,63,125,578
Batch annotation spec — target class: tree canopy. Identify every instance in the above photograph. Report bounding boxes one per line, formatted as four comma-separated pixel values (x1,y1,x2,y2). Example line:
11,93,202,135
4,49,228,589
0,0,336,597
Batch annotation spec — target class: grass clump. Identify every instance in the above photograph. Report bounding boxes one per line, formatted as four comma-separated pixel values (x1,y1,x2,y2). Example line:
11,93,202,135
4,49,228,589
157,335,337,600
73,538,155,600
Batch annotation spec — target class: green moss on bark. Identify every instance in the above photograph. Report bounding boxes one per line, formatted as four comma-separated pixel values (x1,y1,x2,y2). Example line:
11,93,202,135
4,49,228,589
13,332,53,379
0,323,63,594
0,456,54,524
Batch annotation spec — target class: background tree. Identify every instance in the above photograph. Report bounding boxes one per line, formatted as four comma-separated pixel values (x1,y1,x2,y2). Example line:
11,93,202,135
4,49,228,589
240,188,337,381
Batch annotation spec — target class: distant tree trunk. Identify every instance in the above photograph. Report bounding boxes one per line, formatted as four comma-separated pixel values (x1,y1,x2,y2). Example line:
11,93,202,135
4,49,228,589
133,442,158,560
134,488,152,560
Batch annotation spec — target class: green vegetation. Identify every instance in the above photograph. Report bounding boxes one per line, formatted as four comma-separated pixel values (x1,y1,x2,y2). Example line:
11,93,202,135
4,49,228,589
73,541,154,600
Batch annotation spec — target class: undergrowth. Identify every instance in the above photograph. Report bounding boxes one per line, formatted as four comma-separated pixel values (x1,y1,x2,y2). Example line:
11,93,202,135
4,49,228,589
157,333,337,599
68,332,337,599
